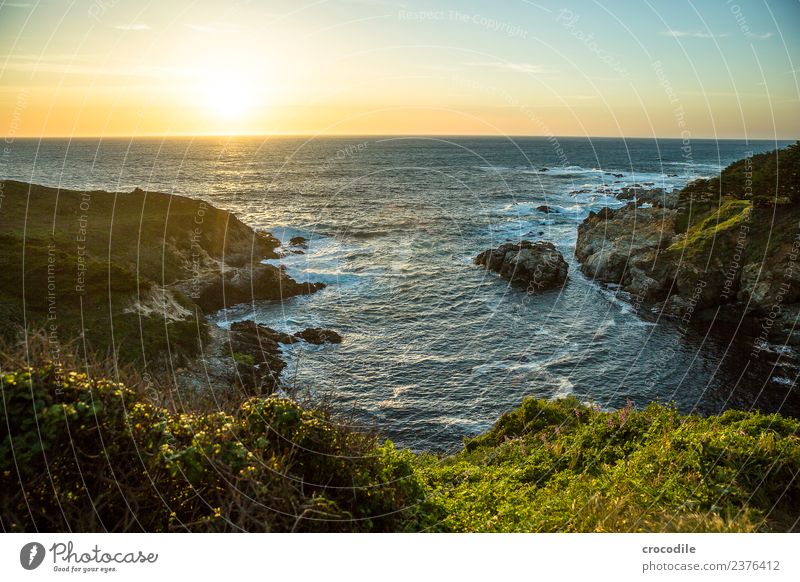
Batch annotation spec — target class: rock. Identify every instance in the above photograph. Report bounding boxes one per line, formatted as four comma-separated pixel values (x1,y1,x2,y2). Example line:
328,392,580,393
475,240,568,291
576,145,800,348
294,327,343,344
575,203,676,302
536,205,552,213
617,187,678,209
539,167,549,172
188,265,325,313
289,236,308,248
226,320,299,394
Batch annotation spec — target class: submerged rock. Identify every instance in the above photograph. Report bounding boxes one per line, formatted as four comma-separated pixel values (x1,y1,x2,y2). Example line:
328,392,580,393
289,236,308,248
475,240,568,291
294,327,343,344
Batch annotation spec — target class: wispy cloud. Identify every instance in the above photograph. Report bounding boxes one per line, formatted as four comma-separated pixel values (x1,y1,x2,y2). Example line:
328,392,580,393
2,56,199,79
185,22,239,35
113,23,151,31
2,2,33,7
661,30,729,39
464,61,553,74
745,31,773,40
340,0,408,7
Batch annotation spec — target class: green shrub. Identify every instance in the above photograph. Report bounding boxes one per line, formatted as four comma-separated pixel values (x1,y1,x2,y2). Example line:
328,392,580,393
2,366,798,533
0,365,433,532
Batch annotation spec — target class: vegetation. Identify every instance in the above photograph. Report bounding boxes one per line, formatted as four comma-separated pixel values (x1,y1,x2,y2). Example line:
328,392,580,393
679,141,800,210
2,158,799,533
419,397,799,532
0,363,434,532
2,358,797,532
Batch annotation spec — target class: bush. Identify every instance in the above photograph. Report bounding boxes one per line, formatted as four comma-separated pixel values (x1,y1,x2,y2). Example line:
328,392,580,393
0,365,433,532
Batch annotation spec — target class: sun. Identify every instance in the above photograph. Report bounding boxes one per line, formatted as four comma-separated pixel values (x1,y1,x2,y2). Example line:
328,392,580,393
200,75,258,121
188,63,268,125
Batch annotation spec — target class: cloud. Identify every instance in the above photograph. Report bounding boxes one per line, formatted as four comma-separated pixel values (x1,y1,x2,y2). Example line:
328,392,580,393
745,31,773,40
464,61,552,74
113,23,150,31
185,23,239,35
661,30,729,39
2,57,199,79
2,2,32,7
339,0,408,7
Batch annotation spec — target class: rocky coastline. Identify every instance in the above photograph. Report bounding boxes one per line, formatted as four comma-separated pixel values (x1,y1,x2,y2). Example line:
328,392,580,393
0,180,335,393
574,143,800,347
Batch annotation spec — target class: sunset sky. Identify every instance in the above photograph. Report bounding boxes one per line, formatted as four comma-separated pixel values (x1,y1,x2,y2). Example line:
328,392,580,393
1,0,798,138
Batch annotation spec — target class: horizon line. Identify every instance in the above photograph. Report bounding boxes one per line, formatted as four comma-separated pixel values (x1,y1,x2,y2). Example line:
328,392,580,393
3,132,796,141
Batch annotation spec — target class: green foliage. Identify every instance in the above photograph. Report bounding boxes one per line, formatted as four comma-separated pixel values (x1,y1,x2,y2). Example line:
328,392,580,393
0,233,208,365
668,199,751,257
233,352,255,366
678,142,800,217
418,397,800,532
2,366,798,532
0,365,433,532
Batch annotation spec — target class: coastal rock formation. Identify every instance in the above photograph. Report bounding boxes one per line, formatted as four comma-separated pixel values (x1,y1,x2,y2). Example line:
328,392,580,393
0,180,324,364
475,240,568,291
227,320,297,393
289,236,308,248
575,143,800,344
187,266,324,313
294,327,343,344
575,205,676,301
616,186,678,209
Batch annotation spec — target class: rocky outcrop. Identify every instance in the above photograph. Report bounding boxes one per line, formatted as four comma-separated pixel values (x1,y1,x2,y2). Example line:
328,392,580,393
177,321,343,396
185,266,324,313
0,180,325,365
226,320,297,393
575,204,676,301
294,327,343,344
617,186,678,209
475,241,568,291
575,144,800,345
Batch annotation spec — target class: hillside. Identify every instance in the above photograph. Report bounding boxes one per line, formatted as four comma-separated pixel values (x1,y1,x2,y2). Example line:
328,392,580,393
0,180,322,365
1,361,797,532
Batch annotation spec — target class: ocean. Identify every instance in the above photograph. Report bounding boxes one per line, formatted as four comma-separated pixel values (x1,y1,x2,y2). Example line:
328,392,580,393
3,135,796,450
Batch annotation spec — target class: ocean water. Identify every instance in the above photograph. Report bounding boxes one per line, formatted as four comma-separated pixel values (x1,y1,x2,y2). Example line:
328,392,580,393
3,136,797,450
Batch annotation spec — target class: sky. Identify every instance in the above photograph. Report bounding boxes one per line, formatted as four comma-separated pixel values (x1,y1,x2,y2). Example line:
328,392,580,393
0,0,798,138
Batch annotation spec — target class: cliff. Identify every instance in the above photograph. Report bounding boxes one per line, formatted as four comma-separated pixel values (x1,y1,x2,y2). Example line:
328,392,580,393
0,180,323,366
575,143,800,345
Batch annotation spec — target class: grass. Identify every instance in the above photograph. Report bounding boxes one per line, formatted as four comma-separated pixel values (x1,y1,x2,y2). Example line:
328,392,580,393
668,199,751,257
418,397,799,532
678,141,800,210
0,362,436,532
